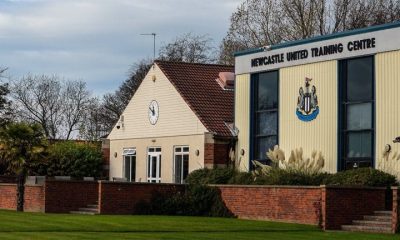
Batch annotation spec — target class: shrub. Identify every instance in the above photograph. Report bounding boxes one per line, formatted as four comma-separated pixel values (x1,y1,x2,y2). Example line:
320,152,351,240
136,185,233,217
35,141,103,178
186,167,236,185
324,168,397,187
254,168,330,186
227,171,254,185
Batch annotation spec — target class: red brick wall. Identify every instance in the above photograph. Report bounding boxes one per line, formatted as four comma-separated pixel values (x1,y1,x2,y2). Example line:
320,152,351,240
217,185,322,225
0,184,17,210
99,181,185,214
322,186,387,230
44,180,98,213
204,143,230,166
24,185,45,212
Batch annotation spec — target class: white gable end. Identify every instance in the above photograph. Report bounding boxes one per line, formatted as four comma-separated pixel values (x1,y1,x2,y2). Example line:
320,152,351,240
108,64,208,140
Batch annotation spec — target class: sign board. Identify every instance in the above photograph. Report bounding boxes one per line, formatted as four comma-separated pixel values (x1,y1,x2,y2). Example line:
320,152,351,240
235,26,400,75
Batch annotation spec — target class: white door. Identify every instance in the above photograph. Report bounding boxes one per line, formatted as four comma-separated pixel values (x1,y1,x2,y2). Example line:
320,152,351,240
147,147,161,183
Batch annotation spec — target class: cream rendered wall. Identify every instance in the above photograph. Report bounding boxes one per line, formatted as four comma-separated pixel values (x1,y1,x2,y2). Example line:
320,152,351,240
375,50,400,178
279,61,338,172
109,135,205,183
234,74,251,171
108,64,207,140
108,63,208,182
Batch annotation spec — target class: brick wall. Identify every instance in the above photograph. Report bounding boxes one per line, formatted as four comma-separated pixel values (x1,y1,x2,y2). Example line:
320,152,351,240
322,186,387,230
204,143,230,167
217,185,322,225
0,184,17,210
24,185,45,212
99,181,185,214
44,180,98,213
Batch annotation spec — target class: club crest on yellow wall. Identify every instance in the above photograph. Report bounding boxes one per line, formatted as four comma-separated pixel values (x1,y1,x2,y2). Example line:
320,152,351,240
296,77,319,122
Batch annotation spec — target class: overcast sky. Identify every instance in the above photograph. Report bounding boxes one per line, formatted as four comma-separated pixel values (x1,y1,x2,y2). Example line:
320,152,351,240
0,0,242,96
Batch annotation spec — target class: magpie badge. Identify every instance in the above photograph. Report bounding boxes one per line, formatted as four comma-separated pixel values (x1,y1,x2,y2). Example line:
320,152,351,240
296,77,319,122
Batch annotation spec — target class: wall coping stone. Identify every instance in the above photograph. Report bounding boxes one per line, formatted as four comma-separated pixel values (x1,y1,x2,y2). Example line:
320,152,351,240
321,185,387,190
211,184,321,189
98,181,186,186
0,183,17,186
45,179,97,183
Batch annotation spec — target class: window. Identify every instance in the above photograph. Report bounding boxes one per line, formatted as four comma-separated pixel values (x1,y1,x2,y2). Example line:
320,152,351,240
147,147,161,183
252,71,279,163
339,56,374,170
174,146,189,184
123,148,136,182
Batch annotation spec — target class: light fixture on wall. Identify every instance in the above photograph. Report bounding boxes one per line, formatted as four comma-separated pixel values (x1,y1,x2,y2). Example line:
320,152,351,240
195,149,200,156
152,75,156,82
151,139,156,143
385,144,392,153
116,115,125,130
114,152,118,158
240,149,245,156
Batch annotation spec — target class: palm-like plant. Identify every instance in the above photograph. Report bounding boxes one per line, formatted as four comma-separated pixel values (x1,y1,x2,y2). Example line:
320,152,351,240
0,123,47,211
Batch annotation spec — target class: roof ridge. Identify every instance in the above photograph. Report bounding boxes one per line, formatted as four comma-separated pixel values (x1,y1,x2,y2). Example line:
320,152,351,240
154,60,234,68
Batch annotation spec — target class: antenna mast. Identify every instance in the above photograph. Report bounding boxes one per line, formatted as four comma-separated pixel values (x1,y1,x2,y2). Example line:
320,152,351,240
140,33,157,62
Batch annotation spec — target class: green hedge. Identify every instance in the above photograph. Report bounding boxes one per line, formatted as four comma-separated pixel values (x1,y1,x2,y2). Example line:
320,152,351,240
186,167,398,187
136,185,233,217
34,141,103,178
324,168,397,187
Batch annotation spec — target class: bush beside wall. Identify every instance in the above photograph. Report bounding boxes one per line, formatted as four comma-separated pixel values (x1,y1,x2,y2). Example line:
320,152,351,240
136,184,233,217
187,167,398,187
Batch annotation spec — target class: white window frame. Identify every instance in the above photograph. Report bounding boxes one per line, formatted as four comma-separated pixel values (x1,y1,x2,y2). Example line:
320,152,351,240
173,146,190,184
122,148,136,182
147,147,162,183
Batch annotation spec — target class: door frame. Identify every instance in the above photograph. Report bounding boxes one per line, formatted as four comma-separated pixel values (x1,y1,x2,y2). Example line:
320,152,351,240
147,147,161,183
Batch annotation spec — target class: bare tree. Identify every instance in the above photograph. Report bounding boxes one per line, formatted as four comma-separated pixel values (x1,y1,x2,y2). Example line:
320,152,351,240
159,33,217,63
220,0,400,65
11,75,62,139
62,80,91,140
78,98,109,140
11,74,91,139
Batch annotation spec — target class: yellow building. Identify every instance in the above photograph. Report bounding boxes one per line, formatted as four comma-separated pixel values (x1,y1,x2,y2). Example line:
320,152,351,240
108,61,235,183
234,22,400,176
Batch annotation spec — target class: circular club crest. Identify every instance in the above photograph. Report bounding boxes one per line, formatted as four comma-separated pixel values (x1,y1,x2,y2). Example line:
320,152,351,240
296,77,319,122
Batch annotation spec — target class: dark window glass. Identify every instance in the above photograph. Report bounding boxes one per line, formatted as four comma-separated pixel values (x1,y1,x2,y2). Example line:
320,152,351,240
257,72,278,110
147,155,151,178
182,154,189,182
347,132,372,158
257,112,278,136
346,57,373,102
151,156,157,178
257,136,277,160
346,103,372,130
340,56,374,170
253,70,279,162
124,156,130,181
174,155,182,184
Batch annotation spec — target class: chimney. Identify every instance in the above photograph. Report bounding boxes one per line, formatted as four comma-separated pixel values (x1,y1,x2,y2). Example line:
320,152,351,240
216,72,235,90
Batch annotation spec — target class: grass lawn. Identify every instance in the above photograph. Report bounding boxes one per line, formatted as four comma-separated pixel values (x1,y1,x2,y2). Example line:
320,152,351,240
0,210,398,240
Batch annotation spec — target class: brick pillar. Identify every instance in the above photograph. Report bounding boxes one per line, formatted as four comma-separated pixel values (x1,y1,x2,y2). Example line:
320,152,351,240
321,185,327,230
98,181,102,214
392,187,399,233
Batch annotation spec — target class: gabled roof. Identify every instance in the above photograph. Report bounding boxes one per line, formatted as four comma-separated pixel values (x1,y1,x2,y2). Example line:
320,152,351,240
155,60,234,137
